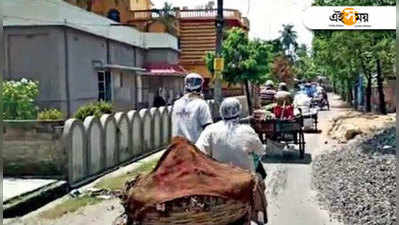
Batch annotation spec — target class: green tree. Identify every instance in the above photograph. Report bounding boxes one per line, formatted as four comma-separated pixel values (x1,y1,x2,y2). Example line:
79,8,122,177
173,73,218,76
279,24,298,62
312,0,395,113
155,2,178,35
205,28,272,114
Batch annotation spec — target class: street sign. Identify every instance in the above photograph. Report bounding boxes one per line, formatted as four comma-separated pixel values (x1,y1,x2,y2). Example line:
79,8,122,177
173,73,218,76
214,57,224,72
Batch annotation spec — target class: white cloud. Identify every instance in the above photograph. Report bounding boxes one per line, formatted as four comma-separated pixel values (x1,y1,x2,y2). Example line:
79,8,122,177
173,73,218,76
151,0,314,48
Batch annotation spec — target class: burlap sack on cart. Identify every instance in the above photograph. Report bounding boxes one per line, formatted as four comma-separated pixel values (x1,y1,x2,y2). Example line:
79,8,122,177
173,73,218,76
124,137,256,220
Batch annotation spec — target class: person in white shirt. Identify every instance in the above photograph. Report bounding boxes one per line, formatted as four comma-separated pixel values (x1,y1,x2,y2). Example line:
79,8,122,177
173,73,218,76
172,73,213,143
196,97,267,225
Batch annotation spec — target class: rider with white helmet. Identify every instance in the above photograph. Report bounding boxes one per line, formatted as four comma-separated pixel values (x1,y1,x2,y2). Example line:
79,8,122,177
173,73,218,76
196,97,267,225
171,73,213,143
196,97,264,172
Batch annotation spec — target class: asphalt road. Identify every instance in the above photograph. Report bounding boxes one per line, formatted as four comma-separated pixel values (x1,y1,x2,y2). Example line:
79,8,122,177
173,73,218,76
262,108,342,225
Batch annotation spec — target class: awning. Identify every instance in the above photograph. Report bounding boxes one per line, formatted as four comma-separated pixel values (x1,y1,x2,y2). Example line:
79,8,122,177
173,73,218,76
140,64,187,77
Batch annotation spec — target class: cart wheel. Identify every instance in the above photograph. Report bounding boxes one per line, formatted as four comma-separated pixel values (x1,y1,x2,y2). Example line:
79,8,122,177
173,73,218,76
299,132,305,159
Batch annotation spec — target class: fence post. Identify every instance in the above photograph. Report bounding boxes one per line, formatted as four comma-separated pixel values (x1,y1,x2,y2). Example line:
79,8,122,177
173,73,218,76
115,112,131,164
83,116,105,176
63,119,87,185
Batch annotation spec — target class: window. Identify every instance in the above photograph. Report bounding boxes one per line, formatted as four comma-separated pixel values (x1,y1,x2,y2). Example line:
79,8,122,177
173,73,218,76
107,9,120,22
98,71,112,101
120,73,124,87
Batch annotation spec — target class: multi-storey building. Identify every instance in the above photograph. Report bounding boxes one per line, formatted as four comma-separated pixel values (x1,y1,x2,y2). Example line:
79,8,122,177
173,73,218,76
64,0,250,97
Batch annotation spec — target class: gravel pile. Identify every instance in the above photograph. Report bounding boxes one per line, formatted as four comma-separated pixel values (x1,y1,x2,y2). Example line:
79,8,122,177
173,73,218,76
313,127,396,225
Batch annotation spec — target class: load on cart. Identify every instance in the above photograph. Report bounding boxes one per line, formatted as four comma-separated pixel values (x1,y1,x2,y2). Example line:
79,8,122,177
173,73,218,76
293,87,319,132
252,82,306,159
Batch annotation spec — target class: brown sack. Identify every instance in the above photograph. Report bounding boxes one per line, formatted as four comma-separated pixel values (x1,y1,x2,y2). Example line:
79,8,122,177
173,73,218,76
124,137,256,220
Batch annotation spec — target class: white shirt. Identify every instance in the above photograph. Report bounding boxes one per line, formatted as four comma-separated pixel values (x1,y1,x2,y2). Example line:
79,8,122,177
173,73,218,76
196,121,264,172
172,93,213,143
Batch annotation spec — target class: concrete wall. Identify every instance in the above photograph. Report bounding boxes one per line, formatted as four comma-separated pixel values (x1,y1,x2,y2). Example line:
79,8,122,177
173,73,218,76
63,96,248,186
135,48,145,67
3,121,66,177
4,27,68,112
109,41,135,66
108,41,138,112
66,28,107,114
145,49,179,65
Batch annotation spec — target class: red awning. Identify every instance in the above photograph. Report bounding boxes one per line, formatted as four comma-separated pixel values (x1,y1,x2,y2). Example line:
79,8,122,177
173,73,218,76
142,64,187,77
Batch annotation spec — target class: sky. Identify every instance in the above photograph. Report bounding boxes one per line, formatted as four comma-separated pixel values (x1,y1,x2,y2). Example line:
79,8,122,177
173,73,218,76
151,0,314,48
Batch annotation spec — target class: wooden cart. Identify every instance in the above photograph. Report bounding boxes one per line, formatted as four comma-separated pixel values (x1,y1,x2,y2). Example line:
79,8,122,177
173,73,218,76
250,117,306,159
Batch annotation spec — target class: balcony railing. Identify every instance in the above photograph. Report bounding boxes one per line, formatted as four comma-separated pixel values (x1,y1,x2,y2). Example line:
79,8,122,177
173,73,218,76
130,9,249,28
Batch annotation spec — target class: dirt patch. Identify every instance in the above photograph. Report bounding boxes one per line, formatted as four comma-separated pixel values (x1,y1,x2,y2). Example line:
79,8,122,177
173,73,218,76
328,112,395,142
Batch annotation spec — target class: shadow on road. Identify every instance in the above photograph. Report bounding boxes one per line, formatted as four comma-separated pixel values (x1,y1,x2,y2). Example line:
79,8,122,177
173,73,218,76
303,129,322,134
262,151,312,164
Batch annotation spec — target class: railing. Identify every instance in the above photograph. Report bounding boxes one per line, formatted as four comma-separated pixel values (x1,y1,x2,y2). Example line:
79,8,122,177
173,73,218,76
63,96,249,187
130,8,247,26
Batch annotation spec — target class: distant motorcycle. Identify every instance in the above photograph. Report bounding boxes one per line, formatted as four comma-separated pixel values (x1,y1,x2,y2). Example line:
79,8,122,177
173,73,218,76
310,93,330,111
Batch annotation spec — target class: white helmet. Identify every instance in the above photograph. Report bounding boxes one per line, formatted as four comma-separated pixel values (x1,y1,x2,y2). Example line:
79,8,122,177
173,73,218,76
265,80,274,87
278,82,288,91
184,73,204,93
220,98,242,121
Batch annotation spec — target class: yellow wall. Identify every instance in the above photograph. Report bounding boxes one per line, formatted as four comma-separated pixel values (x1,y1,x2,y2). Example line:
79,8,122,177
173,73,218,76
130,0,152,10
65,0,152,23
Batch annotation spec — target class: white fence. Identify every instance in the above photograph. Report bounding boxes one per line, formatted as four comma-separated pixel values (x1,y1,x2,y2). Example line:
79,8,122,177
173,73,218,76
62,97,248,186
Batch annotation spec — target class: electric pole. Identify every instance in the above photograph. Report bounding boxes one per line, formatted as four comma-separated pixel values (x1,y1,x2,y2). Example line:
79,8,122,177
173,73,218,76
214,0,224,119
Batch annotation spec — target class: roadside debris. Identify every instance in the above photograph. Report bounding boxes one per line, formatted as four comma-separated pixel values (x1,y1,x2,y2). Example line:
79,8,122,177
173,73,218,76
313,127,396,225
328,112,395,142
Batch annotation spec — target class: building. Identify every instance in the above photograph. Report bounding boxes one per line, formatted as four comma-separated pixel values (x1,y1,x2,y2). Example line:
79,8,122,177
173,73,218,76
63,0,249,98
64,0,153,23
3,0,185,116
129,8,250,98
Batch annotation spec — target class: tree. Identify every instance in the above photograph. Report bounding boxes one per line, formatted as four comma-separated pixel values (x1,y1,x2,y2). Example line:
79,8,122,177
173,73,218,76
272,55,295,85
279,24,298,62
155,2,178,35
205,28,272,114
312,26,395,113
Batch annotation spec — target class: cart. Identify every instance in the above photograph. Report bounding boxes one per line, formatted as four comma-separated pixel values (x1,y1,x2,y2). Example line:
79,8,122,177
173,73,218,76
301,111,319,132
250,117,305,159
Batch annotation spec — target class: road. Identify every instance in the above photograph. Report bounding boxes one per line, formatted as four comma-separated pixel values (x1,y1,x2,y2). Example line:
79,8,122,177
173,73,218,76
6,95,347,225
263,110,342,225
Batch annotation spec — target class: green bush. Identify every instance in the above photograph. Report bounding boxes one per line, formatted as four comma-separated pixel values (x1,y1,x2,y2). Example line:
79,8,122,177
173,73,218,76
2,78,39,120
74,101,113,121
38,109,64,121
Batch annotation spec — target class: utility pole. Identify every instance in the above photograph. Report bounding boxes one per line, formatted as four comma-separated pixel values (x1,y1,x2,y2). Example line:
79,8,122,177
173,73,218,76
214,0,224,119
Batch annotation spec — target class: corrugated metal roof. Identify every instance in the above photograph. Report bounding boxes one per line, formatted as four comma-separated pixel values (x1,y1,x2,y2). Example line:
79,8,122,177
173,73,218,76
3,0,178,50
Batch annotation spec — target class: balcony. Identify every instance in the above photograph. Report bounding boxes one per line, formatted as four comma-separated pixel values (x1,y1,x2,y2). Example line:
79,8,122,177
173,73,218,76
129,8,249,29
